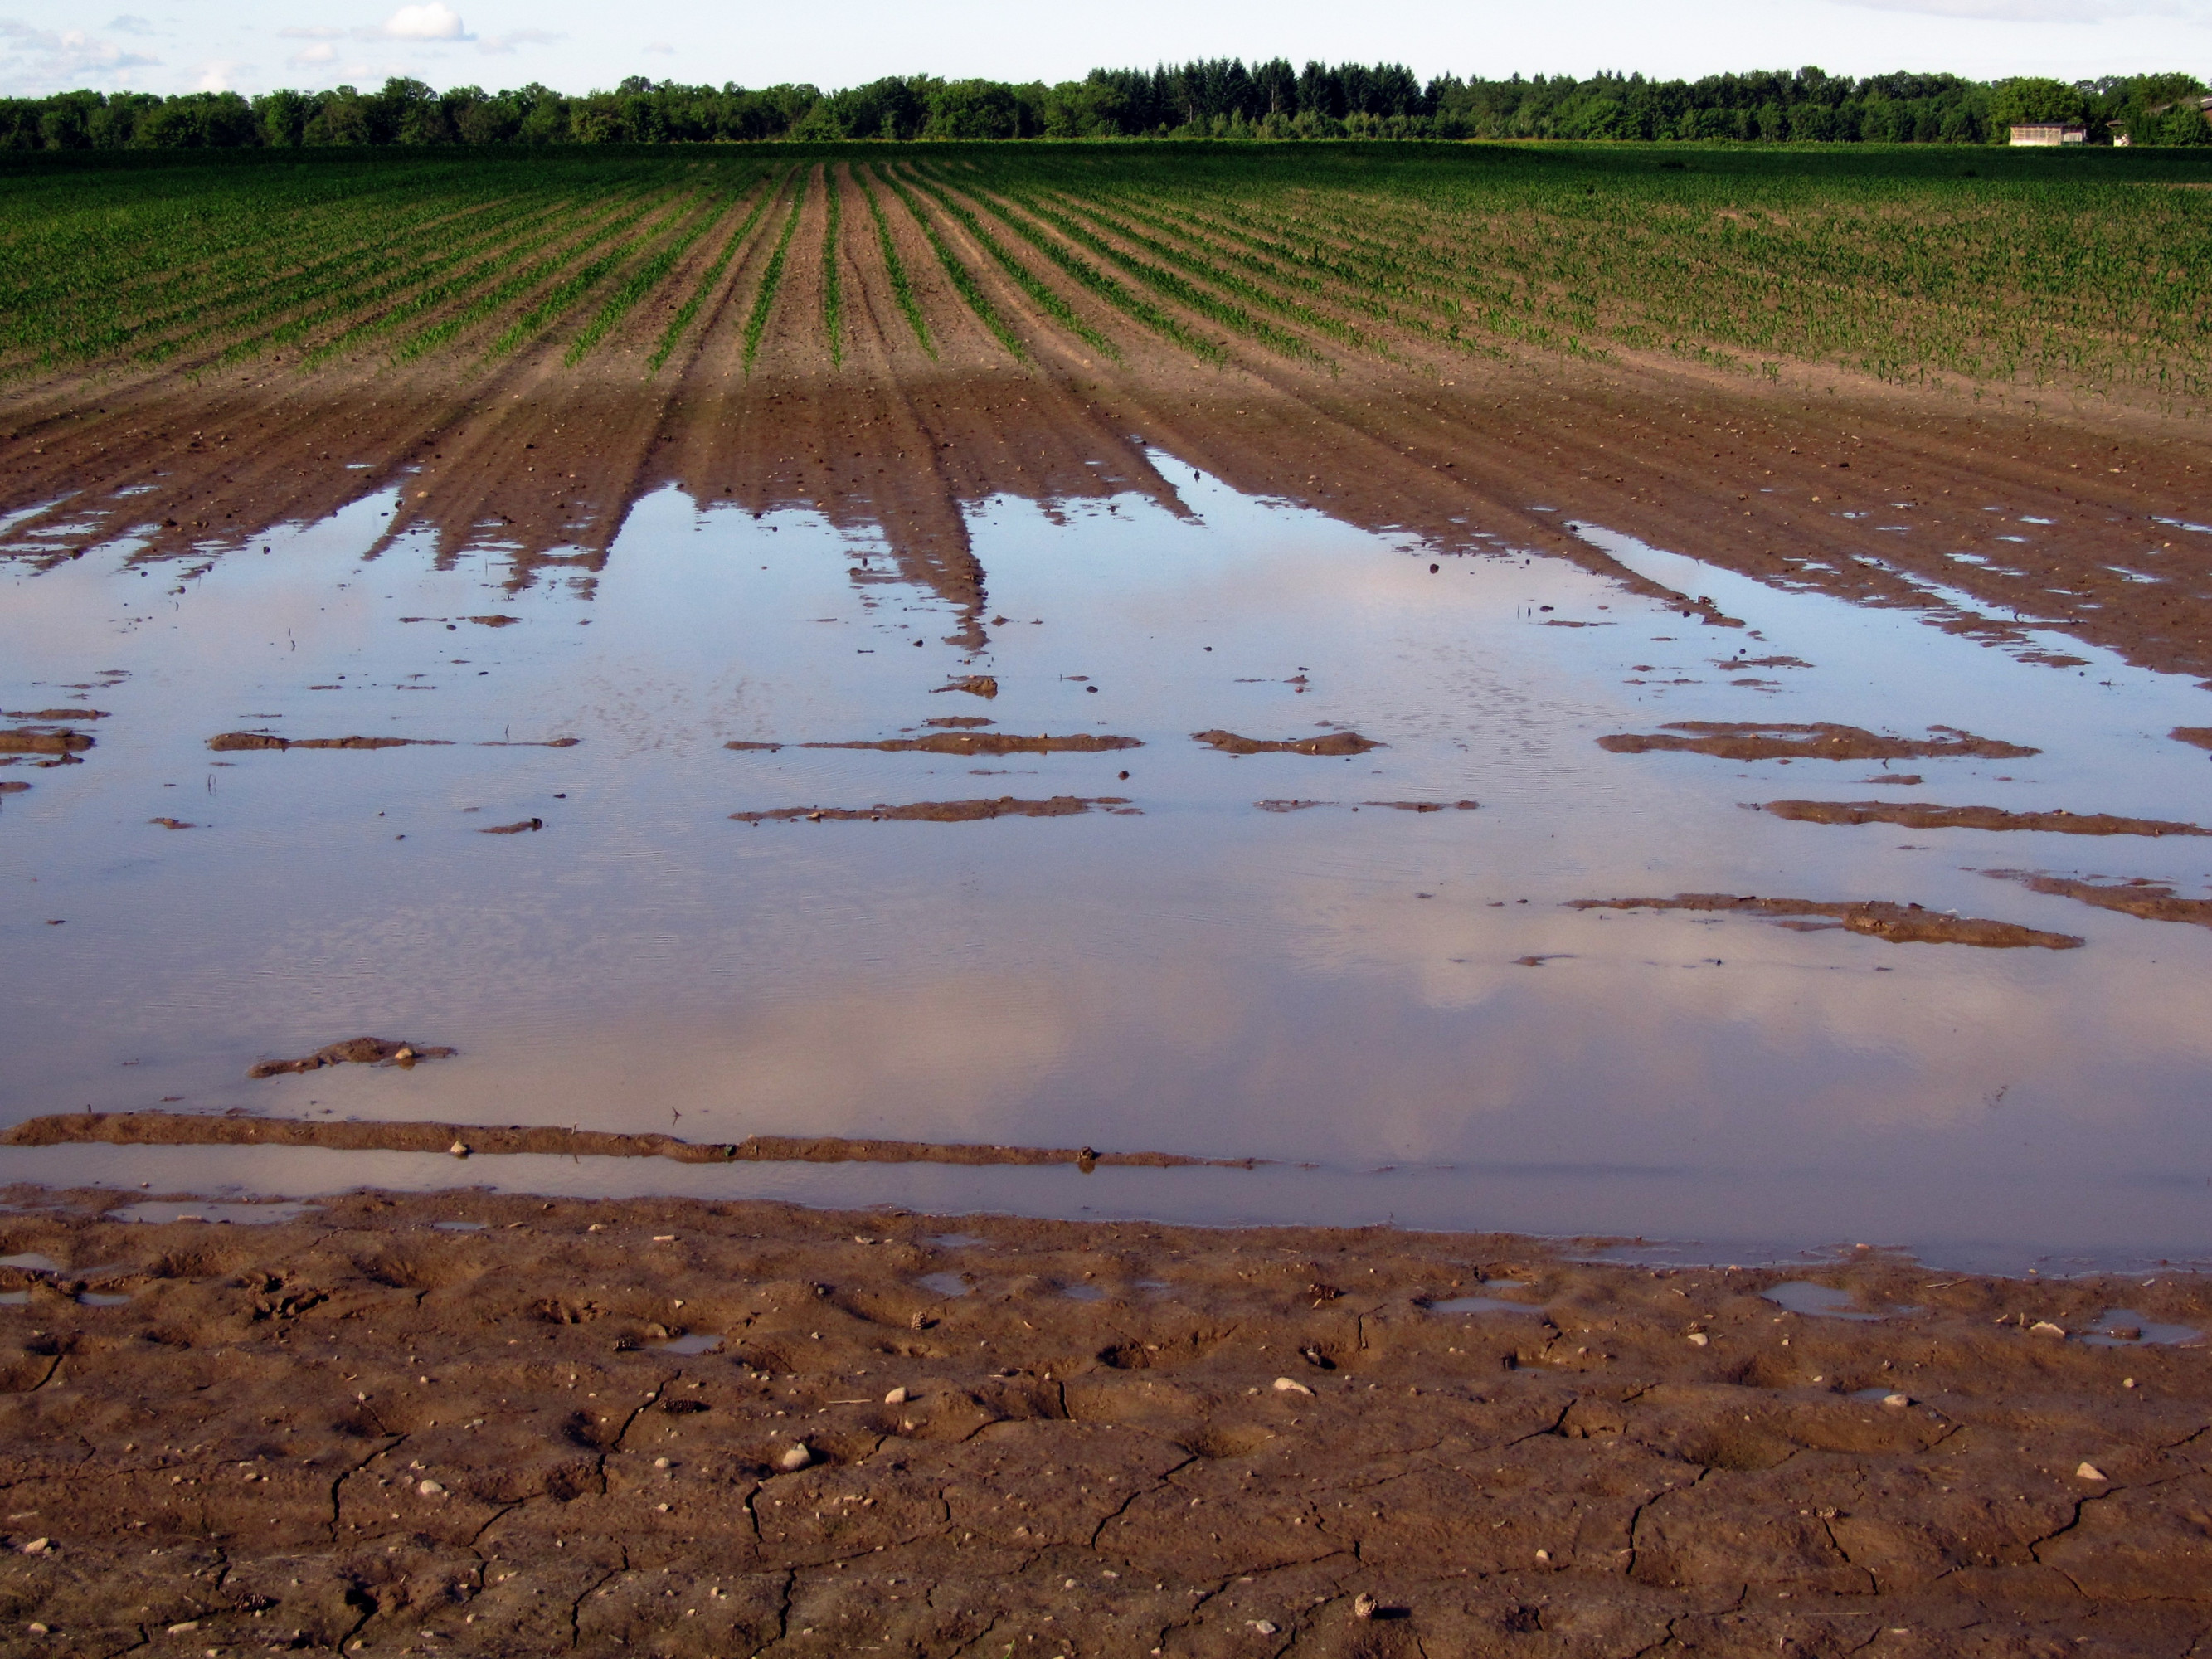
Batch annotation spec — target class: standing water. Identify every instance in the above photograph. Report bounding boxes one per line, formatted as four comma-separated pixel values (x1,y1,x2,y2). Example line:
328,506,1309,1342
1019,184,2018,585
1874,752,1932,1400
4,456,2210,1271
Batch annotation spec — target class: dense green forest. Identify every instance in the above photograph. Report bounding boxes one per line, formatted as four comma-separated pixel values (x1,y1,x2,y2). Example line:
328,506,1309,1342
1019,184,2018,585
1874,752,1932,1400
3,61,2207,150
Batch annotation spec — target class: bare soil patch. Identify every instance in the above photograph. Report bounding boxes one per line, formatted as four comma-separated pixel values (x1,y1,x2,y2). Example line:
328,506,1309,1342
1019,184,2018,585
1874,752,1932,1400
207,733,454,752
1761,800,2208,837
1194,730,1384,757
1,1186,2208,1654
732,796,1129,824
1986,872,2212,930
1568,893,2083,949
244,1038,458,1080
1598,722,2037,762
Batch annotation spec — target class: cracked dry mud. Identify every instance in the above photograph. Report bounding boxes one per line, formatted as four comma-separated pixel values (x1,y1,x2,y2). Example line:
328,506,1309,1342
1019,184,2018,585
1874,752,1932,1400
2,1191,2210,1657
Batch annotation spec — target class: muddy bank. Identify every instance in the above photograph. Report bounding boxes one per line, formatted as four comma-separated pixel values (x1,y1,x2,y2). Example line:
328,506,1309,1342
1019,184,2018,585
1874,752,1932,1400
1568,893,2084,949
732,796,1130,824
1761,800,2208,837
0,1186,2209,1656
1598,722,2037,763
0,1114,1246,1170
1987,872,2212,930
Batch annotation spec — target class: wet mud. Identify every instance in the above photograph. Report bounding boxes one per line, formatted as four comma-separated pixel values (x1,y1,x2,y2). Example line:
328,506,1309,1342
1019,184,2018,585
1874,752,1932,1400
2,1188,2211,1656
1986,872,2212,931
805,733,1143,757
1568,894,2084,950
1760,800,2209,837
1193,730,1384,757
1597,722,2038,763
1257,800,1480,814
0,728,93,756
244,1039,459,1080
207,733,455,752
0,1115,1242,1170
732,796,1130,824
2174,727,2212,752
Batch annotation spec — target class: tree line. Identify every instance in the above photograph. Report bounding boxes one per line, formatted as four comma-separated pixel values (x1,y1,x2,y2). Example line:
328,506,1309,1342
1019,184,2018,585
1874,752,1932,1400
4,61,2207,150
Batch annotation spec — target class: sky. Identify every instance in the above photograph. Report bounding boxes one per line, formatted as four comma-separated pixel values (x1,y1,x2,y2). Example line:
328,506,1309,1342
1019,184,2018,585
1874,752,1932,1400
2,0,2206,100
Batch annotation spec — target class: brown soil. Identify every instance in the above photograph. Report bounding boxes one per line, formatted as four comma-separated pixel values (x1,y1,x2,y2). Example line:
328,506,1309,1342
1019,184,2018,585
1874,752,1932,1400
1568,894,2084,950
2,1186,2209,1655
0,729,93,756
10,165,2209,695
1597,724,2038,763
1256,800,1477,814
1761,801,2208,837
803,734,1144,757
148,817,195,831
1194,731,1384,757
207,734,455,752
1986,872,2212,930
0,781,29,795
0,709,108,722
479,819,544,835
732,796,1128,824
243,1039,459,1081
0,1115,1242,1171
2174,727,2212,752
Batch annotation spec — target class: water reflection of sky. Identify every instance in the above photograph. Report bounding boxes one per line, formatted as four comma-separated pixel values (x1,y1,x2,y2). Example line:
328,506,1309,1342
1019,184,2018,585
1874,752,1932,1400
4,460,2212,1270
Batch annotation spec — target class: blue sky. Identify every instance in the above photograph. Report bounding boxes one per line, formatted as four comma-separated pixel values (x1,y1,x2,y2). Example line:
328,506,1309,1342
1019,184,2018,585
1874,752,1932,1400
2,0,2205,99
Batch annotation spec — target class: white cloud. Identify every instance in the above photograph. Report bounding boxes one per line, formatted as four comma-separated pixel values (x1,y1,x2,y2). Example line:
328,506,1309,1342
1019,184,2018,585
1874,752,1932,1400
477,26,557,53
1830,0,2206,18
643,39,673,53
279,24,347,38
382,2,467,40
105,13,155,34
192,56,245,90
0,17,162,90
286,40,336,66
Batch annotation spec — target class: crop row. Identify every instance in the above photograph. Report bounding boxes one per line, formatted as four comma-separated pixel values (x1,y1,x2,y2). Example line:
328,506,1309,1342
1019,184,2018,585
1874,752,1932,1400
1,147,2203,401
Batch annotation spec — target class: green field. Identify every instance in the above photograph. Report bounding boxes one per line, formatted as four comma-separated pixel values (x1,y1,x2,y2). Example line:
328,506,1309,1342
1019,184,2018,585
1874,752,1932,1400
4,143,2209,401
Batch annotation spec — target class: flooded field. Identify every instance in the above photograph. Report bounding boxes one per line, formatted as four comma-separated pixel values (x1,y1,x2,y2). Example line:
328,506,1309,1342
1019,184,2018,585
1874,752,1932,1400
7,450,2211,1269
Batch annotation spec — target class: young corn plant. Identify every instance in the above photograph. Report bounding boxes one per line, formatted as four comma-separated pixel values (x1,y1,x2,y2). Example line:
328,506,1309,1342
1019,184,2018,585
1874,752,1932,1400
649,168,790,375
742,180,805,375
822,166,843,369
878,169,1025,362
856,165,933,358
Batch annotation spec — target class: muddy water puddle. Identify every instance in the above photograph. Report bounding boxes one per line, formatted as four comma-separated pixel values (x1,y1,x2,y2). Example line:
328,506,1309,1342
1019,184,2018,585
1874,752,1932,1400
4,458,2212,1268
